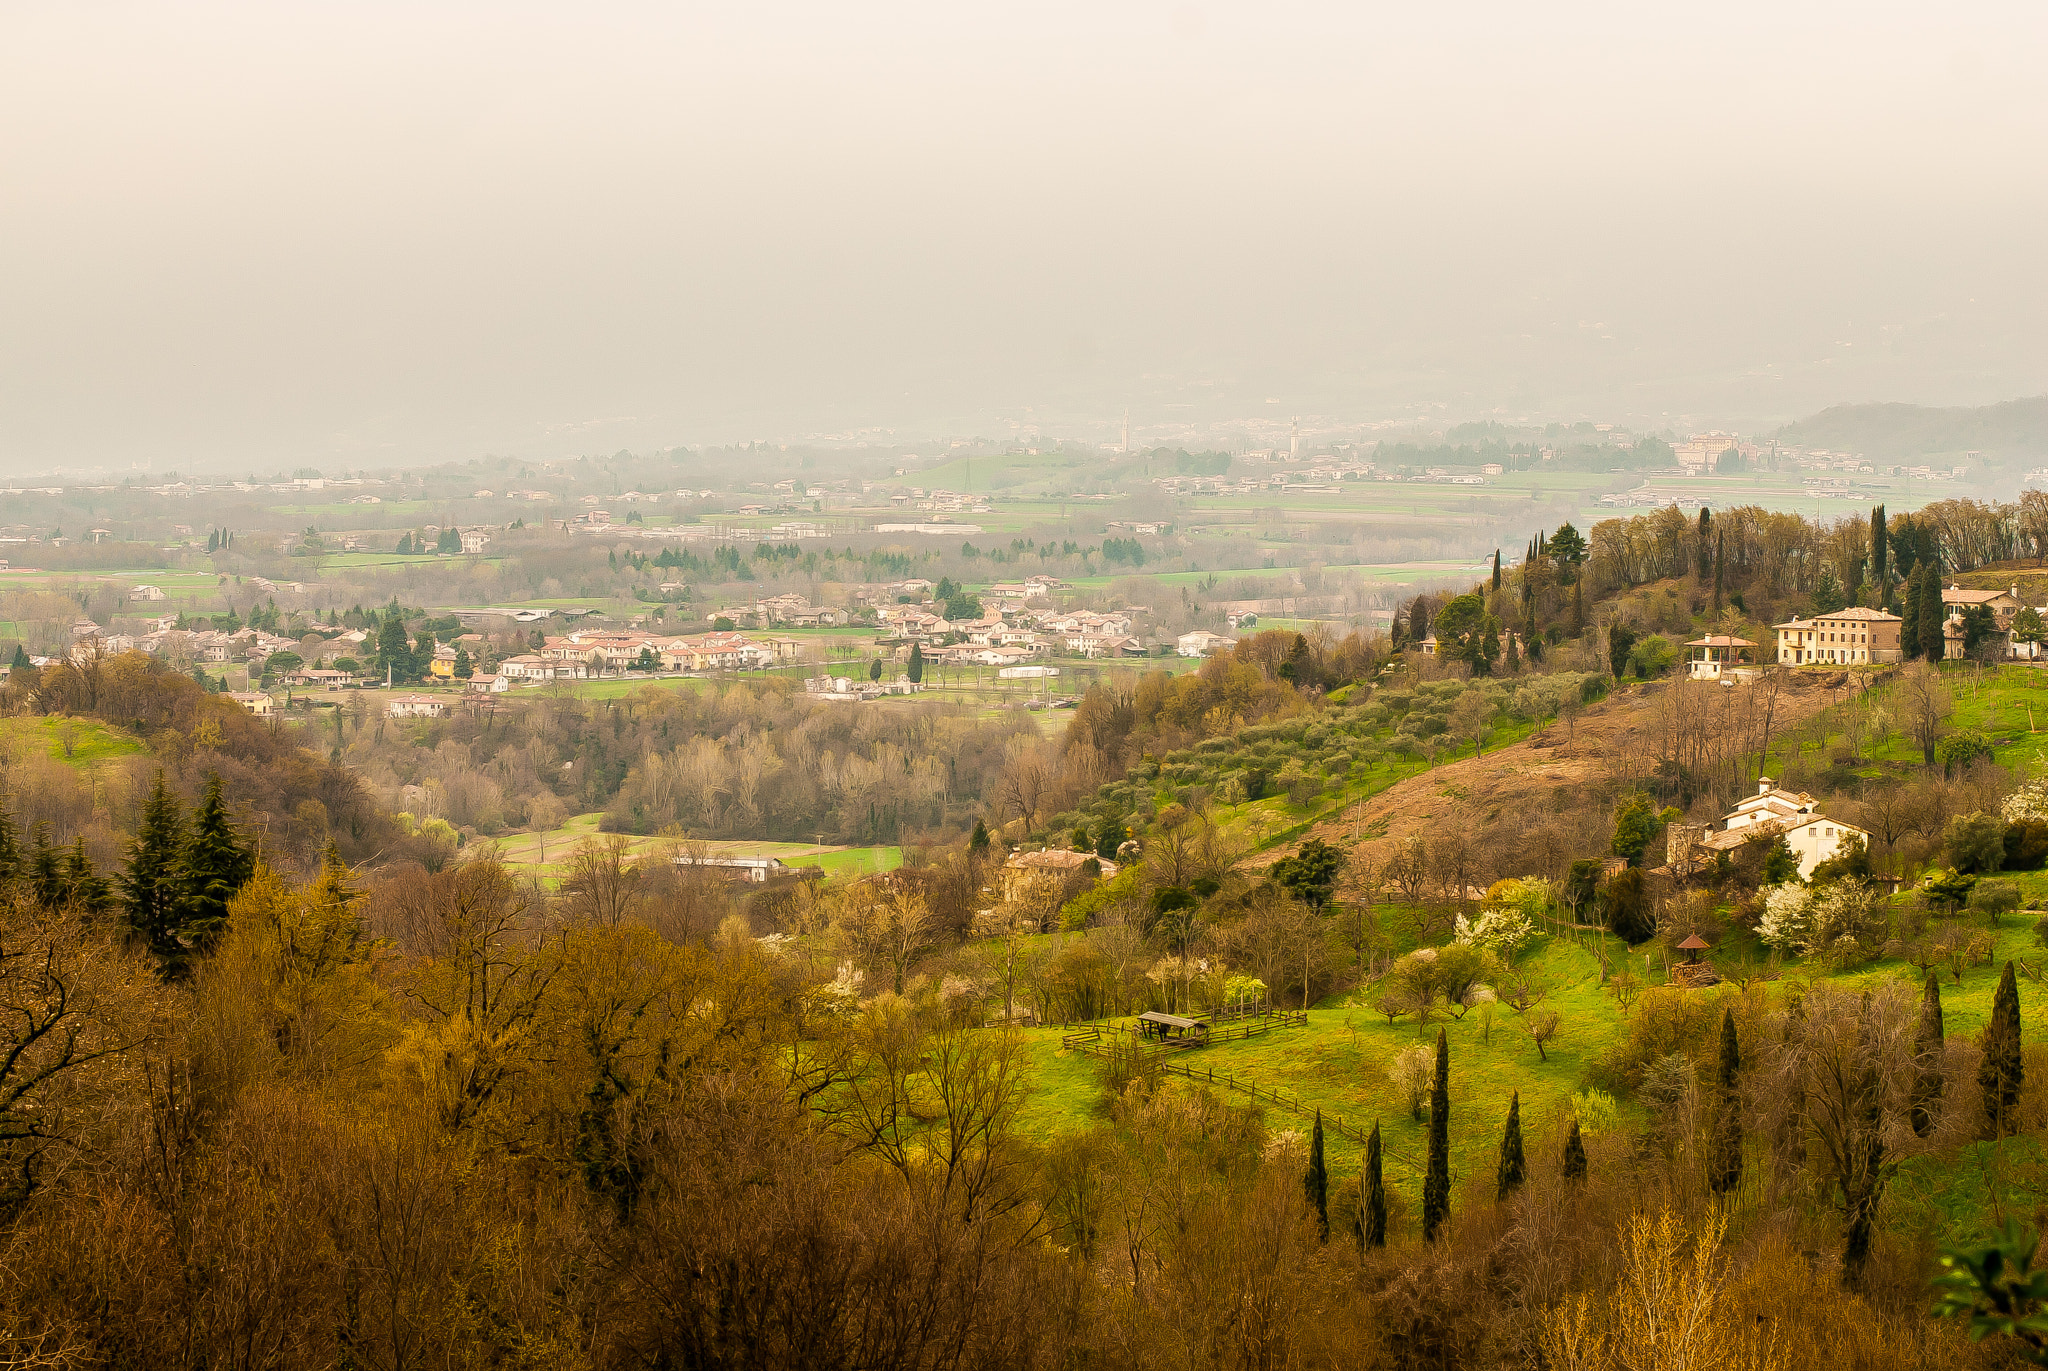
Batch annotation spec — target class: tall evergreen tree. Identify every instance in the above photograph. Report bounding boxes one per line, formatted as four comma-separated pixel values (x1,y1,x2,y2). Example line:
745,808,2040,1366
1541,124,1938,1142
1305,1111,1328,1240
1708,1007,1743,1195
121,771,193,974
1562,1116,1587,1181
1695,507,1713,580
1497,1092,1525,1200
1919,565,1948,663
1980,961,2023,1140
1870,504,1887,599
1491,549,1501,591
1570,578,1585,635
1711,531,1725,614
184,772,253,954
62,838,111,914
1423,1028,1451,1241
907,641,925,685
28,823,64,910
0,795,20,885
9,644,28,672
1911,969,1944,1137
1901,565,1923,659
1362,1122,1386,1249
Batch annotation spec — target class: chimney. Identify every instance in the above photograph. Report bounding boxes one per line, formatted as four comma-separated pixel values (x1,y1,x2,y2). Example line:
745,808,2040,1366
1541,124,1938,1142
1758,777,1773,795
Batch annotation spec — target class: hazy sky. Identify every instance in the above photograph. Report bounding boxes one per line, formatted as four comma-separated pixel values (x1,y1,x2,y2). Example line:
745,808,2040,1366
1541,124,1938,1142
4,1,2046,472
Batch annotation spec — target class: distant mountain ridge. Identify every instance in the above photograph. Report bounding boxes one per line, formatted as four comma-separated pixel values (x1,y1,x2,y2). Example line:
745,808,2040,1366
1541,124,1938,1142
1777,395,2048,462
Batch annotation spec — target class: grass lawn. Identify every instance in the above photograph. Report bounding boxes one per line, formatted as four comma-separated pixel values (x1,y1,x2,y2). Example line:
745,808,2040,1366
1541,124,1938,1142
1008,908,2048,1245
1009,933,1627,1195
0,715,147,767
488,813,901,882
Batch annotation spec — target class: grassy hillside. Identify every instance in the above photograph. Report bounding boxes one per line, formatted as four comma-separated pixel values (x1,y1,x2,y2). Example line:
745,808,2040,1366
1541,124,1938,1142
0,715,147,767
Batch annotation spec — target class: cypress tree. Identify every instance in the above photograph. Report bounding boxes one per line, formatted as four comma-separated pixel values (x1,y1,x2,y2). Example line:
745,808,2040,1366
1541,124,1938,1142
970,817,991,853
1505,629,1520,675
1570,579,1585,635
1708,1007,1743,1195
1870,504,1887,599
1901,565,1922,659
1423,1028,1451,1241
1562,1116,1587,1181
1497,1091,1526,1200
1711,532,1724,614
1362,1122,1386,1249
121,771,193,974
1305,1111,1328,1240
1980,961,2023,1141
184,772,253,954
1695,507,1713,580
1910,969,1944,1137
9,644,28,672
1491,549,1502,591
908,641,925,685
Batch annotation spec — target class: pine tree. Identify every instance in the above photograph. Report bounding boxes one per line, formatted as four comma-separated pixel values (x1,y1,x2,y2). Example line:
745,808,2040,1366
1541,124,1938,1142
1911,969,1944,1137
1562,1116,1587,1182
1708,1007,1743,1194
969,817,991,853
1305,1111,1328,1241
184,772,253,954
121,771,193,974
27,824,63,910
1362,1121,1386,1249
1423,1028,1451,1241
1497,1091,1525,1200
453,645,473,679
62,838,111,914
1980,961,2023,1140
0,795,20,885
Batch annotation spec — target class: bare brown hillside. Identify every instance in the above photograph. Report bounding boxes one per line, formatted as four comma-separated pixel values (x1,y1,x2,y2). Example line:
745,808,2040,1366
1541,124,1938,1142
1246,668,1874,897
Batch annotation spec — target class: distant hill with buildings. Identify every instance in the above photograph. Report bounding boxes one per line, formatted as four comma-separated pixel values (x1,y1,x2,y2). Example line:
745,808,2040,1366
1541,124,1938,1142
1776,394,2048,462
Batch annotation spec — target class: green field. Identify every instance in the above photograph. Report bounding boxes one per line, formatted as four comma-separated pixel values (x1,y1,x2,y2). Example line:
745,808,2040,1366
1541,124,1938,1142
0,715,147,767
488,812,902,882
1007,907,2048,1239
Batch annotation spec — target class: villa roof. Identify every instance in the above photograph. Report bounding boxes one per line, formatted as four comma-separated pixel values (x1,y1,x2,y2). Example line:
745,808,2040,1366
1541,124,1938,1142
1774,606,1901,627
1685,635,1756,648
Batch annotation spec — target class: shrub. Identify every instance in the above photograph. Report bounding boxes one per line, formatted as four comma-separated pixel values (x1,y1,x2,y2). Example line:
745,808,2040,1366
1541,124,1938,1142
1570,1088,1621,1134
1946,812,2007,874
1756,883,1811,953
2005,819,2048,871
1455,905,1541,961
1804,879,1886,961
1390,1045,1433,1119
1969,880,2022,924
